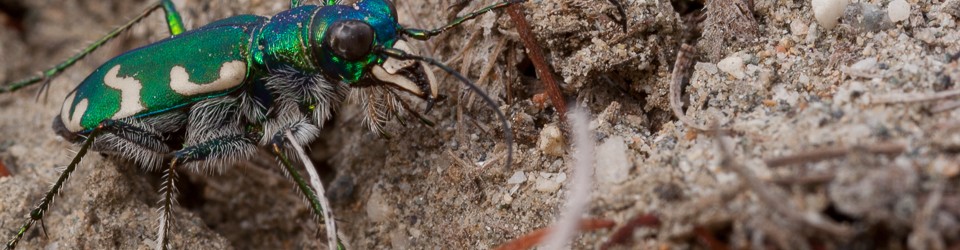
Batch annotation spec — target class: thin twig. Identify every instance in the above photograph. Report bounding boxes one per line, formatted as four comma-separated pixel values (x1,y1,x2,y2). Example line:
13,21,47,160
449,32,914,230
0,160,10,177
763,142,905,168
493,219,616,250
468,116,492,136
467,36,510,110
693,226,730,250
479,151,507,169
909,180,946,250
751,215,802,250
670,43,710,131
770,172,836,185
599,214,661,250
669,9,719,132
446,149,475,169
871,88,960,104
931,99,960,113
839,67,883,79
439,26,483,90
476,36,510,86
713,128,853,239
506,4,567,120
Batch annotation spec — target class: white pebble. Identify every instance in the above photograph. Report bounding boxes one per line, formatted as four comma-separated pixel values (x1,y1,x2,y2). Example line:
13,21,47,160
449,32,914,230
805,23,820,43
850,57,878,71
538,124,565,157
811,0,850,29
717,56,746,79
534,177,562,193
365,188,394,222
790,19,809,36
695,62,719,74
507,171,526,184
888,0,910,22
596,136,632,185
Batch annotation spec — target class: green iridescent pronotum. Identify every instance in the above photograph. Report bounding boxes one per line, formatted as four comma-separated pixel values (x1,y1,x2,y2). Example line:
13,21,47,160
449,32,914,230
0,0,522,249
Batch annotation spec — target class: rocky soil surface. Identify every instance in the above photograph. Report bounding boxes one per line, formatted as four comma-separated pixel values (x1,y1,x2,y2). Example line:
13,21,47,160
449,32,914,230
1,0,959,249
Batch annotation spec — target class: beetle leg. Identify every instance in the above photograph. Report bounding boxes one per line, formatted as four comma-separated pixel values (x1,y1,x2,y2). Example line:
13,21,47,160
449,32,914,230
292,0,338,8
98,119,171,153
171,134,257,166
155,134,257,250
269,131,346,250
160,0,186,36
155,158,178,250
402,0,524,40
5,125,105,250
0,1,179,95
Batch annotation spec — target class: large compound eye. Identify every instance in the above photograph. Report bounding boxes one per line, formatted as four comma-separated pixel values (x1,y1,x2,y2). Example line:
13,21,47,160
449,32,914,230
325,20,375,61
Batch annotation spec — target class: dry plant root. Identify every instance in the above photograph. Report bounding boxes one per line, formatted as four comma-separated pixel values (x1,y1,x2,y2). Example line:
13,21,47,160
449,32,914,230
669,2,711,132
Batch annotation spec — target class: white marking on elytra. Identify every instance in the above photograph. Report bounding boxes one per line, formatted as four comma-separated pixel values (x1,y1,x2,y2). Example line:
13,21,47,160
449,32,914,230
170,60,246,96
104,65,146,119
60,92,89,132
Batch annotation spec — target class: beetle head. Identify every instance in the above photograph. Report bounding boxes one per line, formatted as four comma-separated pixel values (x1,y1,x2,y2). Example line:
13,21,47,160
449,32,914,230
309,0,439,108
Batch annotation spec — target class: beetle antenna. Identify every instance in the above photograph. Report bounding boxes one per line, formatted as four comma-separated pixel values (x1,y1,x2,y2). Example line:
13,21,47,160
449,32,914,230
377,47,513,169
403,0,525,40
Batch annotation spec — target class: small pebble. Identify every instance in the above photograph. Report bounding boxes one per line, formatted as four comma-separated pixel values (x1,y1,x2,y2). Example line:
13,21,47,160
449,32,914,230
695,62,719,74
538,124,565,157
944,0,960,18
718,55,746,79
596,136,632,185
888,0,910,22
812,0,850,29
916,28,938,43
805,23,820,43
502,193,515,203
507,171,526,184
790,19,809,36
931,156,960,177
534,177,562,193
847,3,892,32
850,57,878,71
366,188,394,222
556,172,567,183
390,229,410,249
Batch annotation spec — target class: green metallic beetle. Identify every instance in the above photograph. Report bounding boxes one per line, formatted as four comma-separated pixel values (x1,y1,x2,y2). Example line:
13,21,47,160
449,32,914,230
1,0,518,249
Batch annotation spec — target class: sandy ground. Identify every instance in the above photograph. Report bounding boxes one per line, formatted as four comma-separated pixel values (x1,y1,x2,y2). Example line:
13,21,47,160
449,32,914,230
1,0,960,249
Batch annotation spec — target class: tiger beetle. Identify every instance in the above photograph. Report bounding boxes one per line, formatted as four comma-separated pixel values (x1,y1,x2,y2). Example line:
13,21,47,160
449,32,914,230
0,0,518,249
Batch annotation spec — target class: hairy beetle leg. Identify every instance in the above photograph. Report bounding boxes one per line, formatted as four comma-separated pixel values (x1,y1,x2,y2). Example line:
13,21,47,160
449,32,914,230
155,134,256,250
5,125,104,250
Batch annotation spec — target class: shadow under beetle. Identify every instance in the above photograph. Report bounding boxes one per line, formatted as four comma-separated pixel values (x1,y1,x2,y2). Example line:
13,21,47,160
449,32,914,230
0,0,518,249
